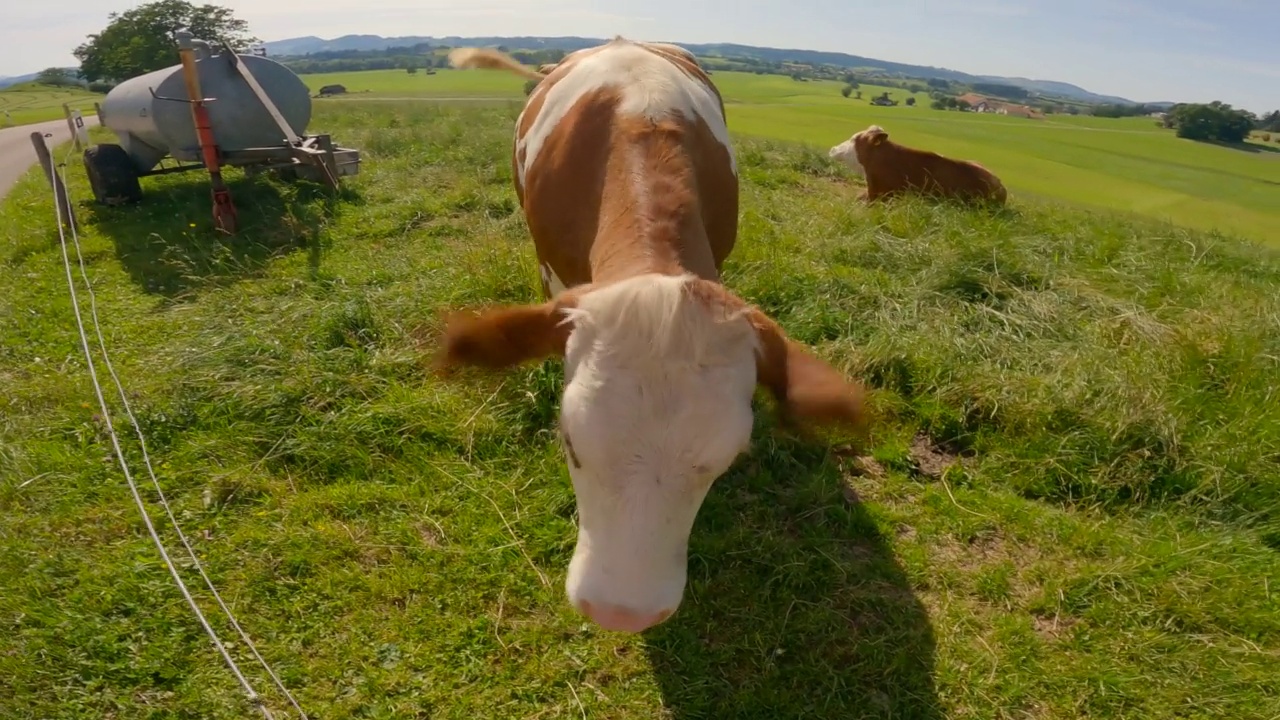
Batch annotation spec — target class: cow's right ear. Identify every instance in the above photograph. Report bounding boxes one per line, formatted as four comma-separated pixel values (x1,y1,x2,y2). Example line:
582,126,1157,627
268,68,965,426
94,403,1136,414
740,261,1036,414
435,290,584,373
868,127,888,145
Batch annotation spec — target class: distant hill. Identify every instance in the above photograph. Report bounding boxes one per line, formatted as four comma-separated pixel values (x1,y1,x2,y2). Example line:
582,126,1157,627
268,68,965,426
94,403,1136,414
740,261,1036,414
260,34,1139,105
0,68,83,90
974,76,1134,106
0,72,41,89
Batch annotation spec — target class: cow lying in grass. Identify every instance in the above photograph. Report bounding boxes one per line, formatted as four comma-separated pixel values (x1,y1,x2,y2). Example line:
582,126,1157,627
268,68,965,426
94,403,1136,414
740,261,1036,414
440,38,867,633
828,124,1008,205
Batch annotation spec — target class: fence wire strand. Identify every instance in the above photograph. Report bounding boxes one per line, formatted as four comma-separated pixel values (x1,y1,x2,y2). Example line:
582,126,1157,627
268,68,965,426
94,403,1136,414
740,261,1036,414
43,135,309,720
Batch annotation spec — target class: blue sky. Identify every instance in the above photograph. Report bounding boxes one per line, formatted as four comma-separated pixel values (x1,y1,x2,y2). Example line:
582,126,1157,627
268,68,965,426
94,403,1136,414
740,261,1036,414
3,0,1276,112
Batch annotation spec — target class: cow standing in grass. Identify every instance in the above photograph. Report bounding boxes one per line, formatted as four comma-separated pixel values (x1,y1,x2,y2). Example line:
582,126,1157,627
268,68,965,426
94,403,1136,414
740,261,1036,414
439,38,867,633
829,124,1008,205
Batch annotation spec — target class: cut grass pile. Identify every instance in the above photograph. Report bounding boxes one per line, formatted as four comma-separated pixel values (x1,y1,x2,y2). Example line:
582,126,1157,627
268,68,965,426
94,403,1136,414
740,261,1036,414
1,100,1278,719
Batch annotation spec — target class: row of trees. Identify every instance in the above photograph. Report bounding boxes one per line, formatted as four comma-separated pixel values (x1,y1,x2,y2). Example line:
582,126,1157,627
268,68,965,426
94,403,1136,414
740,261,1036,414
1092,103,1159,118
1257,110,1280,133
839,85,915,106
287,51,452,74
970,82,1030,101
930,96,972,111
281,46,568,75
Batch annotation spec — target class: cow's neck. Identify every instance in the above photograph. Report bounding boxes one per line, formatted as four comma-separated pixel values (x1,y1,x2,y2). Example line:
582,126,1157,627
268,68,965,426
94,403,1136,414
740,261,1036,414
587,126,720,287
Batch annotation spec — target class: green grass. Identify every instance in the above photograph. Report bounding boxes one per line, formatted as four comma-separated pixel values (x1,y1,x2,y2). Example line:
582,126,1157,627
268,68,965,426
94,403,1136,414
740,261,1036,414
0,82,102,126
295,68,1280,243
3,100,1280,719
301,68,527,99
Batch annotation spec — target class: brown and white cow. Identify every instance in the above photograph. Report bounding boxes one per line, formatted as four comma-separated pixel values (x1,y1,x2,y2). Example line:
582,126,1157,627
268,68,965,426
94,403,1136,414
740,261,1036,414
828,124,1008,205
441,38,866,633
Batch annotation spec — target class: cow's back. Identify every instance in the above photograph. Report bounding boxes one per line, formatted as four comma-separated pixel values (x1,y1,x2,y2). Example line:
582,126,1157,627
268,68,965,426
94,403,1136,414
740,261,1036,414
511,39,739,296
872,142,1004,203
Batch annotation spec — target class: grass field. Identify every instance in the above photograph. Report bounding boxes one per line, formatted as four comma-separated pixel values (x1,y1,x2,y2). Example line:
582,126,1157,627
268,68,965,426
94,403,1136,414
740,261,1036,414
304,68,529,98
2,98,1279,719
300,69,1280,243
0,83,101,126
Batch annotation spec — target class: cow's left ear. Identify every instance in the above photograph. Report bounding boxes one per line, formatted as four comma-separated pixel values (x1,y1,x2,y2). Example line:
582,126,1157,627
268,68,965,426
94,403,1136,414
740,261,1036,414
436,288,587,373
746,307,867,432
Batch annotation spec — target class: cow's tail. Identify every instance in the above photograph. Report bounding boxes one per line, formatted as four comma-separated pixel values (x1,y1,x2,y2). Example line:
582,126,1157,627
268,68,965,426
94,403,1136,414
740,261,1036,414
448,48,545,82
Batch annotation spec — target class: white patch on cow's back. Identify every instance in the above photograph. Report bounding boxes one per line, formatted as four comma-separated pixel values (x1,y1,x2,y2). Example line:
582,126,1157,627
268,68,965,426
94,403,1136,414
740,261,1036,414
515,39,735,189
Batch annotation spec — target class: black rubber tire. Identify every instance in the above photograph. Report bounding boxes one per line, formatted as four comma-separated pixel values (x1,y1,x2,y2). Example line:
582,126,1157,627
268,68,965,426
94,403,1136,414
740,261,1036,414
82,143,142,205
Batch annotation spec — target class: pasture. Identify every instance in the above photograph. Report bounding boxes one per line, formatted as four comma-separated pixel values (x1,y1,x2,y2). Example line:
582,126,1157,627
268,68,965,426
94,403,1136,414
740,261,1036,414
302,69,1280,243
0,83,101,126
2,96,1279,719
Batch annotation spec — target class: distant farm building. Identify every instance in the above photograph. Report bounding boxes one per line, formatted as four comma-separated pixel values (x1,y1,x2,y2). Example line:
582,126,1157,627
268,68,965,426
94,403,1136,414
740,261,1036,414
318,84,348,97
997,104,1045,119
956,92,1044,119
957,93,990,111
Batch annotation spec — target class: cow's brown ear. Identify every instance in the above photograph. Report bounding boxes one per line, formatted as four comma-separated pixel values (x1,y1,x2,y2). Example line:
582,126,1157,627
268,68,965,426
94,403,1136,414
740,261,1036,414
682,278,867,432
436,289,584,373
746,308,867,432
869,127,888,145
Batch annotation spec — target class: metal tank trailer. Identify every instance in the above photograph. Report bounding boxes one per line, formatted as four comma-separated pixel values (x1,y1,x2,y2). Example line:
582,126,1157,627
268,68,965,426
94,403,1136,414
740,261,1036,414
84,31,361,232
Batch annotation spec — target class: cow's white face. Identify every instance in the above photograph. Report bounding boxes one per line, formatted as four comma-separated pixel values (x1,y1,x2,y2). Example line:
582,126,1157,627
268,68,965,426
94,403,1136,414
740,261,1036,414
556,274,758,632
437,273,869,631
828,135,865,175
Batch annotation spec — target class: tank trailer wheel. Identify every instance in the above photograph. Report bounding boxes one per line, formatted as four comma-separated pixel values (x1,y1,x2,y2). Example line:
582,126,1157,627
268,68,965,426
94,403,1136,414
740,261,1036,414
82,144,143,205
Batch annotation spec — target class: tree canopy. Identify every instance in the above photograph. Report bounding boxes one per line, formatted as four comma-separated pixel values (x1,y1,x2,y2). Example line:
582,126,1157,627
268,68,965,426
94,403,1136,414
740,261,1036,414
1167,101,1257,144
73,0,257,83
1092,102,1152,118
35,67,79,87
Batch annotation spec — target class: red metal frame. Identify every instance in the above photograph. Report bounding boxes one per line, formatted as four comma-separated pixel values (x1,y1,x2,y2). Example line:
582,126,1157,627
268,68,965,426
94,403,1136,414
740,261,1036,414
177,42,238,233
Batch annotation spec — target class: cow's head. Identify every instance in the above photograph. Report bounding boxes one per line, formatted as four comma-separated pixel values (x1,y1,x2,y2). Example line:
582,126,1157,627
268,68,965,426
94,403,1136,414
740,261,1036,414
437,273,866,633
828,124,889,176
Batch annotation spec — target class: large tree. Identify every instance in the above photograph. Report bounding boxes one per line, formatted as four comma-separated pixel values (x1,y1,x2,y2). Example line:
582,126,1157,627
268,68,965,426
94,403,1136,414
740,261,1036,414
74,1,258,83
1167,101,1257,144
36,67,78,87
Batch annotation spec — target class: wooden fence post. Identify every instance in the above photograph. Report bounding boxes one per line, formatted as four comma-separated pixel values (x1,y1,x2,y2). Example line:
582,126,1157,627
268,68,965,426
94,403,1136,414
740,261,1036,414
62,103,81,151
30,132,75,230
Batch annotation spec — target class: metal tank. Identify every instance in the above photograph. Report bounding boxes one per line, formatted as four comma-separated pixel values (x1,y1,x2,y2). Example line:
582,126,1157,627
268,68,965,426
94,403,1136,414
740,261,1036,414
83,31,360,230
99,36,313,173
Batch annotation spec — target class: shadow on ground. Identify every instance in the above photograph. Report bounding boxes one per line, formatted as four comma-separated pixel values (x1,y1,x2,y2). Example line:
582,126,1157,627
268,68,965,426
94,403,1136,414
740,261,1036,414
1197,139,1280,156
644,436,939,720
79,171,358,301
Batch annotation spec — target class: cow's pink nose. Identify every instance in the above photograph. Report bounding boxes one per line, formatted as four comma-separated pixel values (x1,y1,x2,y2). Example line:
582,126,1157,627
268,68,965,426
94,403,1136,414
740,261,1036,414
579,600,671,632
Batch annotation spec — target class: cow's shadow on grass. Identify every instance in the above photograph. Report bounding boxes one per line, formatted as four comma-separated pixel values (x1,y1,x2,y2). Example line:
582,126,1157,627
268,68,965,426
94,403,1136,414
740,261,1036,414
80,171,359,301
643,432,940,720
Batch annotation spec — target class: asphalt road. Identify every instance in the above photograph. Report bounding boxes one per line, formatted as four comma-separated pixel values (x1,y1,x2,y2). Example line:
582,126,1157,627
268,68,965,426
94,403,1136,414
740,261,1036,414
0,115,101,200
